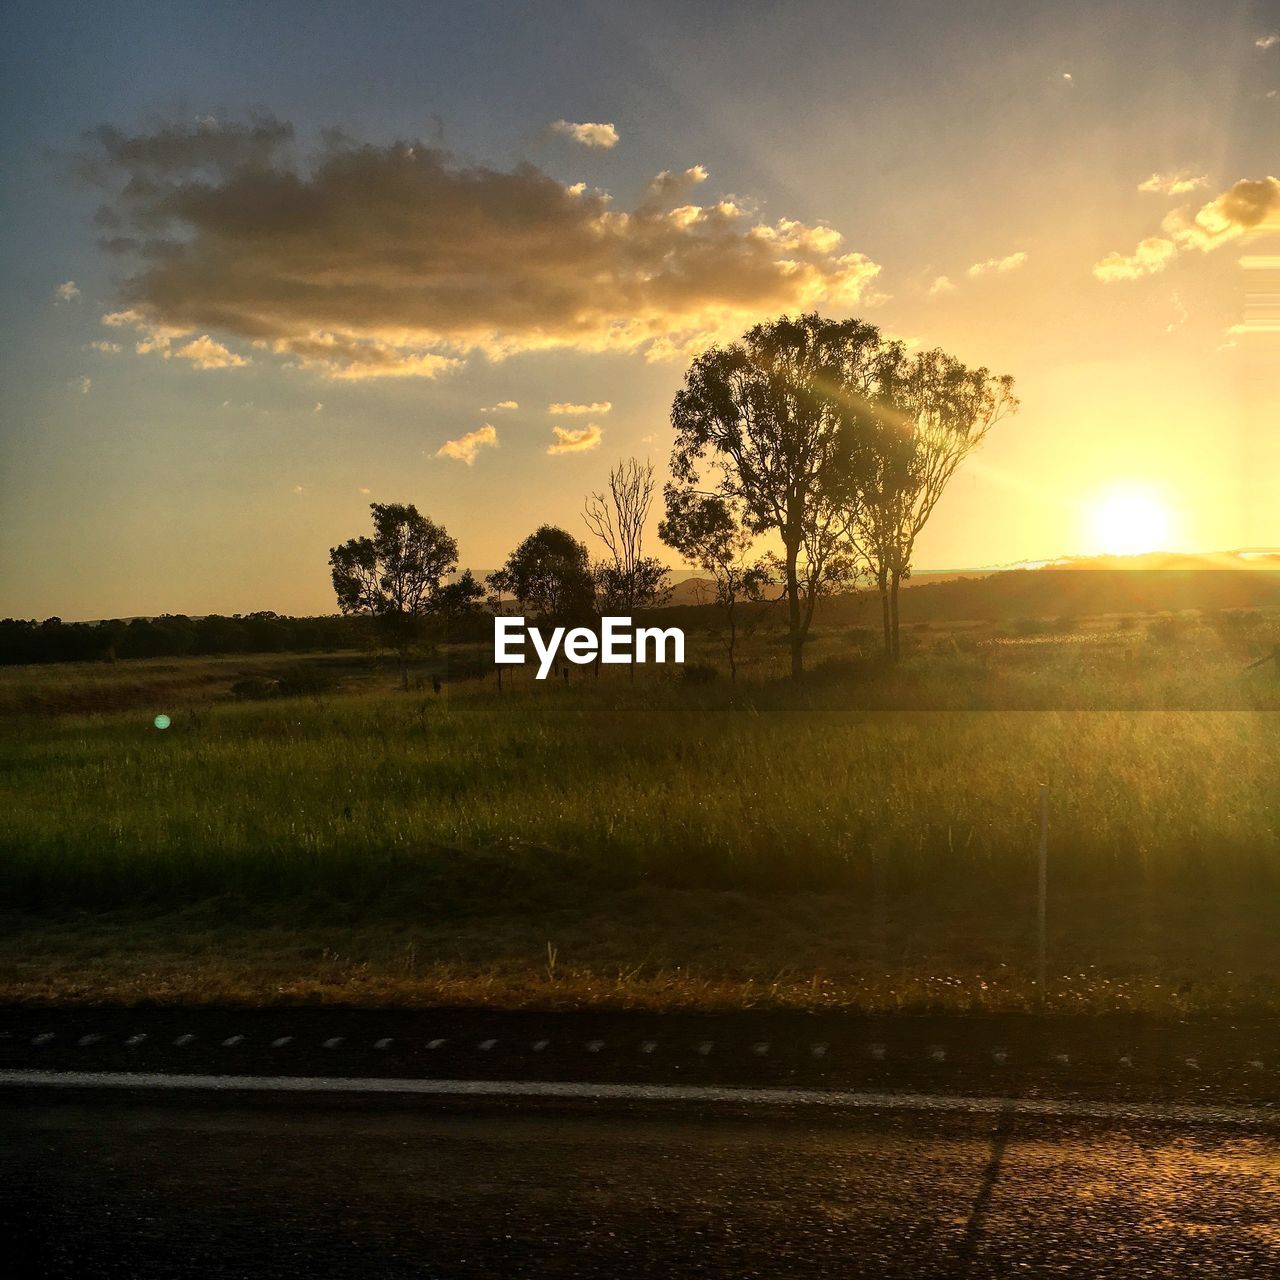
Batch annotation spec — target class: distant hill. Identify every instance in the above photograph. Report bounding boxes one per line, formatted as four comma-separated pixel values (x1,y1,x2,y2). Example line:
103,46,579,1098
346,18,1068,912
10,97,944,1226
655,550,1280,627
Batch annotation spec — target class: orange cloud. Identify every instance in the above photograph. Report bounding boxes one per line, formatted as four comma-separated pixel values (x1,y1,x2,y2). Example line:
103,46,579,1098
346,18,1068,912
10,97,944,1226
547,423,603,455
547,120,619,149
548,400,611,415
1138,170,1209,196
436,424,498,465
173,335,248,369
1092,236,1178,282
1095,176,1280,281
967,251,1028,278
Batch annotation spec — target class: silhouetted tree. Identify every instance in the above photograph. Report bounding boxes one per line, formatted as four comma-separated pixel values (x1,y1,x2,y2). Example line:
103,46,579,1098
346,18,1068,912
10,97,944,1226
844,349,1017,661
584,458,671,617
659,487,770,680
670,313,892,679
491,526,595,624
329,502,479,688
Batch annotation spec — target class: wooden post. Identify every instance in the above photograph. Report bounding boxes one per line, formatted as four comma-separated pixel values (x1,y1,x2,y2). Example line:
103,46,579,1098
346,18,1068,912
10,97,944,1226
1037,783,1048,1011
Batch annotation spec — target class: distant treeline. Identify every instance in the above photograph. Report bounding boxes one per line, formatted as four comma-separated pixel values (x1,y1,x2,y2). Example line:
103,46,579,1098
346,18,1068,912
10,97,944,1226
1,609,508,666
0,613,367,665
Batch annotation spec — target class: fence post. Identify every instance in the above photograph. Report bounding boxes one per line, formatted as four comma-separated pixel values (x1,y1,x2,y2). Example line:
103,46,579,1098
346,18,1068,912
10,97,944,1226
1037,783,1048,1011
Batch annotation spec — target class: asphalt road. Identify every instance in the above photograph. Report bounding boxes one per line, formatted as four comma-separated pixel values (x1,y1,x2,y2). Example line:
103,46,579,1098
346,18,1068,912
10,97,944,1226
4,1091,1279,1278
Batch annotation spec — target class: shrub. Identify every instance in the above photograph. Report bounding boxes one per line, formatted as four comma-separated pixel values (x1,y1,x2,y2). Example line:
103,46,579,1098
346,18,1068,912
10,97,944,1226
230,676,281,700
681,662,719,685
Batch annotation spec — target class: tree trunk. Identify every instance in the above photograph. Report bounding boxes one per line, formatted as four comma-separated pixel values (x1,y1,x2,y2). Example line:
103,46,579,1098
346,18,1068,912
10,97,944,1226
878,566,891,661
890,568,902,664
785,543,803,680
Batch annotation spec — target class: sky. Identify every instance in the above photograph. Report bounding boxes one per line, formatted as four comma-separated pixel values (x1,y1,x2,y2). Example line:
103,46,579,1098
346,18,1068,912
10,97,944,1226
1,0,1277,620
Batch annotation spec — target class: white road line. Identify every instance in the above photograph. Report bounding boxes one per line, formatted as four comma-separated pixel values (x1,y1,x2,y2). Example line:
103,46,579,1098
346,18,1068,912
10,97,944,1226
532,1040,549,1052
77,1034,103,1047
374,1039,393,1051
1,1070,1275,1127
323,1038,344,1050
125,1034,147,1047
173,1035,196,1047
222,1036,244,1048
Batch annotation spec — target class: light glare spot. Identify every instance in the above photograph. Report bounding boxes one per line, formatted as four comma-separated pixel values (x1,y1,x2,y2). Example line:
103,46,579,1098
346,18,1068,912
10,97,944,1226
153,714,171,730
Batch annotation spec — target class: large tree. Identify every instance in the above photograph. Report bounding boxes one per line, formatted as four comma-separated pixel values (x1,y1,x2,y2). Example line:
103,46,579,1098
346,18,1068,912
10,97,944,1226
329,502,480,688
845,348,1018,662
584,458,671,618
669,312,894,679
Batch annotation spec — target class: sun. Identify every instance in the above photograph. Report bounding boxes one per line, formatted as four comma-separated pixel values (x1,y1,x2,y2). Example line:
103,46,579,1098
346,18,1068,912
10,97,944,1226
1088,486,1175,557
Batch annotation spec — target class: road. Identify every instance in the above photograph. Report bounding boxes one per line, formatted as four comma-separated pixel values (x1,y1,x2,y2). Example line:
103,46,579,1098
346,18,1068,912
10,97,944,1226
4,1088,1279,1278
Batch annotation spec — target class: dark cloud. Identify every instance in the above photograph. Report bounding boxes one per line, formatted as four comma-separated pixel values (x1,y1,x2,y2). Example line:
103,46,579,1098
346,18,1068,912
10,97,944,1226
81,118,882,379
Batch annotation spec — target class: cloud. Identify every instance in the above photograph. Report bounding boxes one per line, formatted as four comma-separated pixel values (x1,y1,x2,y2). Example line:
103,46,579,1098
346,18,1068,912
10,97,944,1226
73,375,91,395
1091,236,1178,282
54,280,81,303
481,399,518,411
358,486,372,494
173,335,248,369
547,423,602,455
547,120,619,149
80,117,885,378
1257,34,1279,49
1138,170,1209,196
927,275,956,297
1094,176,1280,280
86,339,121,353
1161,176,1280,250
548,400,611,414
436,424,498,465
967,251,1028,278
313,402,324,412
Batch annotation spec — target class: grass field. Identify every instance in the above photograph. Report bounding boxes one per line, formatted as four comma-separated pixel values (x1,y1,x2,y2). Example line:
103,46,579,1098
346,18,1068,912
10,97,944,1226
3,610,1278,1013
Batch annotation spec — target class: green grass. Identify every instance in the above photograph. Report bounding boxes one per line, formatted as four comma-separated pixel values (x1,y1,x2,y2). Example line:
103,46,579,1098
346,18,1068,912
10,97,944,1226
2,615,1279,1012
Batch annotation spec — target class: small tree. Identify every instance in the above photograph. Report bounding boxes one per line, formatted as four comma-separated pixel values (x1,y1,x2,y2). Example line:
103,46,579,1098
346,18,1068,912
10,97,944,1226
329,502,479,688
584,458,671,616
492,525,595,623
659,486,770,680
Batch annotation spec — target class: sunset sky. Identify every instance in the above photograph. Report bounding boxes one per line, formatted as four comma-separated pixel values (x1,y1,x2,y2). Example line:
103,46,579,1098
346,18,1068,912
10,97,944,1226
1,0,1277,620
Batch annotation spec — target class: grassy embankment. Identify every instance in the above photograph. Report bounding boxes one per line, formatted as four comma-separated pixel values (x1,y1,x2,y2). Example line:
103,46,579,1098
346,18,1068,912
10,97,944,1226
2,612,1278,1013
